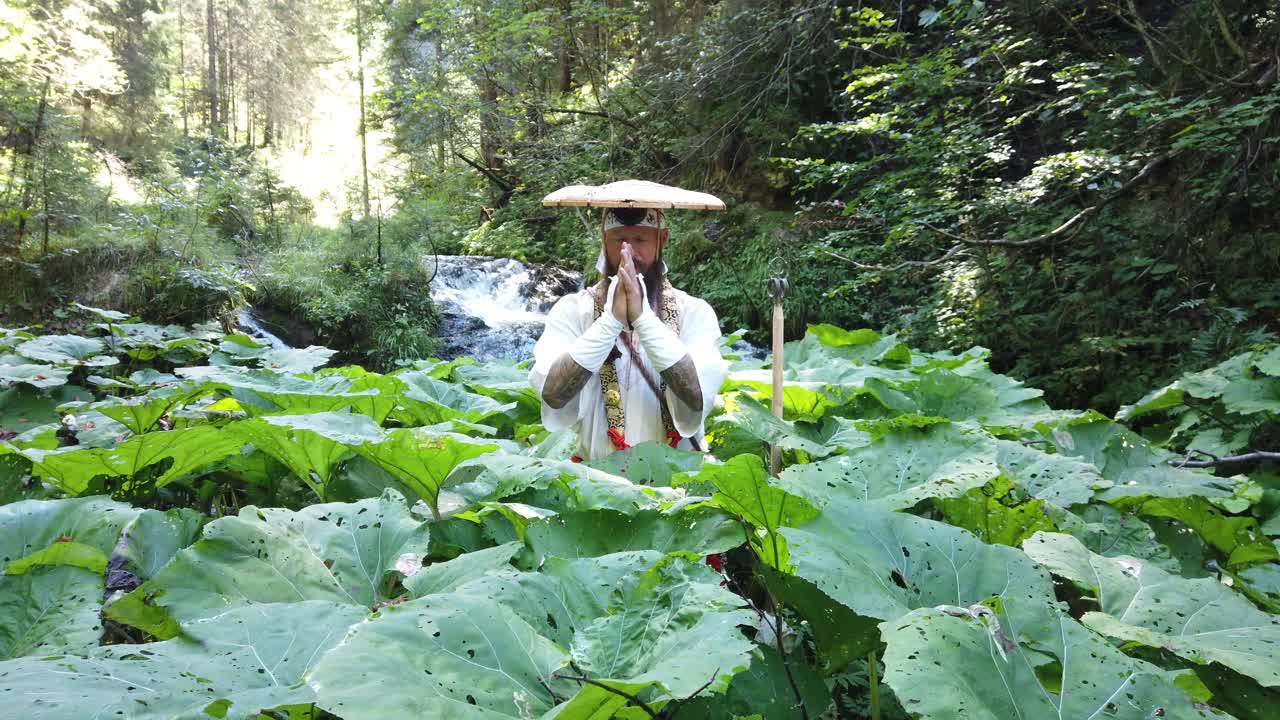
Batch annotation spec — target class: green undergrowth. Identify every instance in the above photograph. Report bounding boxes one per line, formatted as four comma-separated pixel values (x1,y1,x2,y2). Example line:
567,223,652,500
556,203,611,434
0,306,1277,719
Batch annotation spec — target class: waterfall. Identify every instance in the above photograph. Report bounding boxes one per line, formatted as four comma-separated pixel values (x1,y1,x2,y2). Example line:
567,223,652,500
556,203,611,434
428,256,581,362
234,307,292,350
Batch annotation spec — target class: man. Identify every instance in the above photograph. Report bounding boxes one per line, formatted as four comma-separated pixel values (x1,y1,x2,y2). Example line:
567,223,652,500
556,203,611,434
529,206,728,461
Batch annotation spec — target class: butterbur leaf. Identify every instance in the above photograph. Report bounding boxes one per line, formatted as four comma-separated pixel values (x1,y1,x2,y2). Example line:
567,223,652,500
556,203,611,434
670,645,832,719
15,335,118,367
0,496,139,573
678,454,817,569
21,425,243,495
393,370,516,426
0,363,70,389
140,491,429,621
1024,531,1280,687
880,604,1221,720
525,507,740,561
775,425,1000,511
114,507,207,580
565,553,756,697
404,541,522,597
4,540,108,576
257,345,337,373
83,382,212,434
356,429,498,518
780,499,1056,632
310,594,570,720
0,601,366,719
0,565,103,659
226,411,385,497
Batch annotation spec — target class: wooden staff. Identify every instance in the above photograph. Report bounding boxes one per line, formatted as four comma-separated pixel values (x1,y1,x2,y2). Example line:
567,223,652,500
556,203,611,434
768,275,788,476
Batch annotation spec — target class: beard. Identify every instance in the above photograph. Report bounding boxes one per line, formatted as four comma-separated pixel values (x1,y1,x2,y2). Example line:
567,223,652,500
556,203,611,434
603,253,665,311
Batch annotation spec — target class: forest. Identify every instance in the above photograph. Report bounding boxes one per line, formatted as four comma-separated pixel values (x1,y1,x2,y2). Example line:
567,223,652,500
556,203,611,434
1,0,1278,718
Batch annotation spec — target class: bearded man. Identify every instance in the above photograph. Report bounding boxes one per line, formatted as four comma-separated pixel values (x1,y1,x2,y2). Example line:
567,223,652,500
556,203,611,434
529,205,728,462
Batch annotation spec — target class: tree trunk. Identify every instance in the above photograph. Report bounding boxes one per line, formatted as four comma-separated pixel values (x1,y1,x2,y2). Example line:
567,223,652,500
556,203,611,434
219,0,230,140
80,94,93,140
6,77,50,255
206,0,219,134
356,0,371,218
557,0,574,92
179,0,189,136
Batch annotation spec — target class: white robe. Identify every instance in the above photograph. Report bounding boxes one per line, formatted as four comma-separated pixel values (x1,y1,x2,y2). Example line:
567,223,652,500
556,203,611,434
529,287,728,460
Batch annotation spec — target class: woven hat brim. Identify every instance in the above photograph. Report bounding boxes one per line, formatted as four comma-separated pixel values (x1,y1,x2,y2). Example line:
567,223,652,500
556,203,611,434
542,180,726,210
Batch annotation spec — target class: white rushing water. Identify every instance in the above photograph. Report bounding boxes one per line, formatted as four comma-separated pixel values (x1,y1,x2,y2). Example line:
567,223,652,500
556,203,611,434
428,255,582,362
234,307,292,350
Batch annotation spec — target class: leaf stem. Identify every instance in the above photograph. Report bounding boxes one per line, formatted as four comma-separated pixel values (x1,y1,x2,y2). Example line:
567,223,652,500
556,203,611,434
868,650,881,720
552,674,658,718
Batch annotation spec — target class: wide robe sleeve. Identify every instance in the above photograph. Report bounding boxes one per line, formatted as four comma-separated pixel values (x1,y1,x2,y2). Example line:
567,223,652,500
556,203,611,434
528,294,588,431
665,296,729,439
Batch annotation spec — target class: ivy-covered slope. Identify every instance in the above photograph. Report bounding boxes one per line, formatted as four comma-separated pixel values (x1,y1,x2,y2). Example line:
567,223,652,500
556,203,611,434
0,305,1277,719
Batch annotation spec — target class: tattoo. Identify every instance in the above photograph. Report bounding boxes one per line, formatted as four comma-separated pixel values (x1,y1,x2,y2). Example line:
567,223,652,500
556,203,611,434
542,354,593,409
660,354,703,414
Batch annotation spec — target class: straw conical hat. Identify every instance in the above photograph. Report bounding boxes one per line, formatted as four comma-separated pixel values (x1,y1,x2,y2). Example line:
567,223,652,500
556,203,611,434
542,180,725,210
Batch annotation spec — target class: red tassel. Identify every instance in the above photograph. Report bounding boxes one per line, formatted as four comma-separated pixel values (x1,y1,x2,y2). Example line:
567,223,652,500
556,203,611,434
607,428,630,450
705,553,725,572
570,455,583,463
666,431,681,448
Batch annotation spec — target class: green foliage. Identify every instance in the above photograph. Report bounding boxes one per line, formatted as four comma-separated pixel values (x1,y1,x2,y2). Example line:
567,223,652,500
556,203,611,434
2,317,1277,717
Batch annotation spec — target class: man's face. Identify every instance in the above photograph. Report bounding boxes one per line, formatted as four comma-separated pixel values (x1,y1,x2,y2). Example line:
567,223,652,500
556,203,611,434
604,224,668,275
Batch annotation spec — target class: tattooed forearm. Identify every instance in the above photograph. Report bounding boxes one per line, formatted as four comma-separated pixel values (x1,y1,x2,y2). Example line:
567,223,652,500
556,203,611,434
660,354,703,414
542,354,593,409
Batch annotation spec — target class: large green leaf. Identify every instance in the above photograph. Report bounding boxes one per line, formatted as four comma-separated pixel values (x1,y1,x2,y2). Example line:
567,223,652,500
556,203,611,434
449,453,686,515
310,593,570,720
404,541,523,598
393,370,516,426
775,425,1000,511
992,438,1109,507
115,507,207,580
780,499,1056,631
670,646,832,720
15,334,118,367
525,507,741,561
0,601,365,719
1045,417,1241,502
880,604,1221,720
565,553,756,697
356,428,498,518
226,411,385,498
0,495,139,572
676,454,818,569
81,382,212,435
448,551,756,698
257,345,338,373
1024,531,1280,687
1131,496,1278,567
0,363,70,389
141,491,429,621
21,425,243,494
710,394,841,458
0,565,103,659
586,441,706,487
1046,503,1183,574
0,384,91,434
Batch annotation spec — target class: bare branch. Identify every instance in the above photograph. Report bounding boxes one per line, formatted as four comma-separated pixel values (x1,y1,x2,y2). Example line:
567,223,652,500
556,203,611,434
1172,450,1280,468
951,152,1169,248
544,107,639,129
822,242,971,272
452,152,512,191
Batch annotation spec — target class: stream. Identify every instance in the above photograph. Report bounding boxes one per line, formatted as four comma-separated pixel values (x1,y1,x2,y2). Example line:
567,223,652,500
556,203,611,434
237,255,762,362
